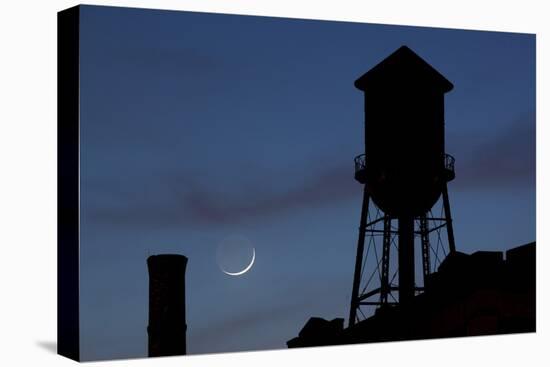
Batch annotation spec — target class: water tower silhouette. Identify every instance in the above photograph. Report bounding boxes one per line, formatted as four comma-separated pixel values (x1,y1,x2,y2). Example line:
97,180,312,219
349,46,457,326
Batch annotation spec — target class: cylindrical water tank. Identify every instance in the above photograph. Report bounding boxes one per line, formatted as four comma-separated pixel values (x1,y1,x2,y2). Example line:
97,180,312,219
355,46,453,217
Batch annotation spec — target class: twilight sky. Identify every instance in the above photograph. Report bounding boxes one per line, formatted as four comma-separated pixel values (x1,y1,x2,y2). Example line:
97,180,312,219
78,5,535,361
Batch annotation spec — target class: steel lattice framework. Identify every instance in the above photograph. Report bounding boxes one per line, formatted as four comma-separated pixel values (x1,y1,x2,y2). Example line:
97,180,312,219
348,156,456,326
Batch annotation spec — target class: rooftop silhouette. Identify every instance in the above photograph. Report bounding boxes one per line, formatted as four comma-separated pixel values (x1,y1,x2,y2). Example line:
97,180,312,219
288,242,535,347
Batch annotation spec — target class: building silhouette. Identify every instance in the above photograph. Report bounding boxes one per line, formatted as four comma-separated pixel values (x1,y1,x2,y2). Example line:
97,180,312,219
288,242,535,347
147,254,188,357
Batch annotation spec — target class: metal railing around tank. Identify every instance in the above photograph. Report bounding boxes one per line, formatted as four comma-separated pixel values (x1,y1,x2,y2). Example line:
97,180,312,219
353,153,455,178
354,154,367,173
444,153,455,173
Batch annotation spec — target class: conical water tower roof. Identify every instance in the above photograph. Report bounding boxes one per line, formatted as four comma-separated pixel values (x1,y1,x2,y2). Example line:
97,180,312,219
354,45,453,93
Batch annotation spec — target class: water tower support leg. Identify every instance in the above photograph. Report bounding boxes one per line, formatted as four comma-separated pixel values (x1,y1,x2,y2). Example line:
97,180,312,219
348,185,370,327
380,215,392,305
442,183,456,254
398,215,415,304
420,215,431,282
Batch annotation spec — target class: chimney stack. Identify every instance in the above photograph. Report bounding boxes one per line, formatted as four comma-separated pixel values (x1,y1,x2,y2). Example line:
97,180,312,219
147,254,188,357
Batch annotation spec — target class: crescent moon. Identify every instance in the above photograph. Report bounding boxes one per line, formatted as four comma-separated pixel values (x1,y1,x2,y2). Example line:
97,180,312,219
222,248,255,276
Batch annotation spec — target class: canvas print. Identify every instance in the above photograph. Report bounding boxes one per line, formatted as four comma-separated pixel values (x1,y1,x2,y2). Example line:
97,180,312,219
57,5,536,362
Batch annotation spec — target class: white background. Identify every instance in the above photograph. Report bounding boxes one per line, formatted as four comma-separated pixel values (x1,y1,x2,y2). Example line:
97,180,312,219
0,0,548,365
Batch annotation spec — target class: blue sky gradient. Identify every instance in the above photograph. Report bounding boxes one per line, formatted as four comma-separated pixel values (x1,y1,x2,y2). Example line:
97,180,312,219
78,5,535,360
